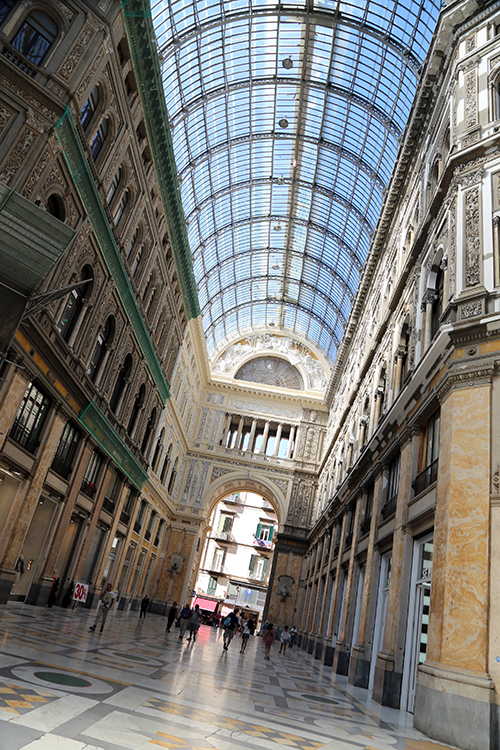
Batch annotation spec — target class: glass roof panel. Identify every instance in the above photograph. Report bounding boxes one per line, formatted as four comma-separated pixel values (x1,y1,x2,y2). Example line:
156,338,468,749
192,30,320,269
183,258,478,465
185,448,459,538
152,0,440,363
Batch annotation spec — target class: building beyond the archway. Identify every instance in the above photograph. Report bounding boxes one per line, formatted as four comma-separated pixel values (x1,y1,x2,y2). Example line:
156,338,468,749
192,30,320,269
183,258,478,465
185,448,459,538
0,1,499,748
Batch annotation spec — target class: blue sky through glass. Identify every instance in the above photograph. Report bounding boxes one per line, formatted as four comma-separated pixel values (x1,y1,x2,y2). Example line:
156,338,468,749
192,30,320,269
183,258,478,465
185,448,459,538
151,0,440,363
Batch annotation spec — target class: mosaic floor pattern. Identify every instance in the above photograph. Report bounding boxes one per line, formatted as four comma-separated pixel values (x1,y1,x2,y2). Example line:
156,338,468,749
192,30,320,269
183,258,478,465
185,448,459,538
0,603,459,750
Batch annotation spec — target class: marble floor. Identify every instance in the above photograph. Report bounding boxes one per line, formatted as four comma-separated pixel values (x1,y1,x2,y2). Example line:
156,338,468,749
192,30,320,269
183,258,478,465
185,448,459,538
0,604,458,750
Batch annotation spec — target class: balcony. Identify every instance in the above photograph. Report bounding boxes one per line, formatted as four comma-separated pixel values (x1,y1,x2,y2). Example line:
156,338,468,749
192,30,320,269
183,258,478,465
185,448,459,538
224,493,243,505
120,510,130,525
2,45,37,78
248,571,266,582
80,478,97,499
51,454,73,480
381,493,398,520
360,517,372,537
133,521,142,534
102,497,116,514
215,531,235,543
144,529,151,541
206,564,228,576
252,537,273,550
10,422,40,455
412,459,439,496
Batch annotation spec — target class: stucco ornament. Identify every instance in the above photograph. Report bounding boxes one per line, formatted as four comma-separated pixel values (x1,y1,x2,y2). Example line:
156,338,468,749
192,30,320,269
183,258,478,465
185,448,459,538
277,575,295,597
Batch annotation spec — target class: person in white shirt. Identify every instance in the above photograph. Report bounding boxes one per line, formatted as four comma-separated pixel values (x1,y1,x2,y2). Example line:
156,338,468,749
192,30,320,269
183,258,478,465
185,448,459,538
89,584,116,633
279,625,291,654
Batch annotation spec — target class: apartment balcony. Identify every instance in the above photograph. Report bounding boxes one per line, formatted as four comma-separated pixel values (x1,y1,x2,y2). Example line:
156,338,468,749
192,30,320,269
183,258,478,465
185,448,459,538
215,531,235,543
412,458,439,496
206,565,229,577
252,537,273,550
248,571,267,582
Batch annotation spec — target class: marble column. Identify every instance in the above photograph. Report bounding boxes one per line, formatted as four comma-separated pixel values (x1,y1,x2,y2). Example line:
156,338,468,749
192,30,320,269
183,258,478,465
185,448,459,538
0,370,30,452
414,384,494,750
235,415,244,450
286,425,296,458
333,495,363,675
261,420,270,454
221,413,231,446
248,419,257,452
0,411,65,601
373,437,413,708
393,346,405,397
93,482,131,589
272,423,283,456
323,513,349,666
349,468,384,688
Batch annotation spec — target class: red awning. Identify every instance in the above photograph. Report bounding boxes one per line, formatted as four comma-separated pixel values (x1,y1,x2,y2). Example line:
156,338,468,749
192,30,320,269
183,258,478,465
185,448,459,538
193,597,218,612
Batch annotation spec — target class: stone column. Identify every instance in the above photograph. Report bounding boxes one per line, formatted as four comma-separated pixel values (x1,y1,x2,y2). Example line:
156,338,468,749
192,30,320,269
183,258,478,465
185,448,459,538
68,300,90,349
272,423,283,457
286,425,296,458
93,482,131,589
358,416,368,453
0,370,30,452
393,346,406,397
248,418,257,452
324,513,349,665
414,383,494,750
0,411,65,599
72,463,113,587
221,413,231,446
235,415,244,450
349,467,385,688
261,420,270,454
373,435,413,708
423,291,436,351
493,216,500,288
333,495,363,675
372,386,384,426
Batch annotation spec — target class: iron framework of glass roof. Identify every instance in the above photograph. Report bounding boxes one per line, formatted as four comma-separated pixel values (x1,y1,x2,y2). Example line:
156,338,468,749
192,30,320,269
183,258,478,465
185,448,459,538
151,0,441,364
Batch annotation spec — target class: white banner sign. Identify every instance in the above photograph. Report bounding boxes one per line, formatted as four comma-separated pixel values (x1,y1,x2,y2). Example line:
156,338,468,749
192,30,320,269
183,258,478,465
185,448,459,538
73,582,89,603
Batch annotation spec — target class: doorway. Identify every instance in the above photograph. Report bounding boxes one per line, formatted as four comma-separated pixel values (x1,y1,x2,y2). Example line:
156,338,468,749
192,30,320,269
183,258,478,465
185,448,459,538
10,496,57,601
369,553,392,690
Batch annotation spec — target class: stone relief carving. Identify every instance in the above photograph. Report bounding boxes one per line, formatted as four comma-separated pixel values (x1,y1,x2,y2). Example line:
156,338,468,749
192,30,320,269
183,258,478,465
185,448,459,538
448,196,457,299
0,76,57,123
214,334,328,390
77,48,106,101
465,33,476,53
197,408,208,440
229,399,300,420
0,104,13,137
461,301,483,319
194,462,210,506
276,575,294,597
493,466,499,494
210,467,231,483
464,187,481,287
22,148,51,198
274,479,289,495
58,25,96,81
0,127,38,184
210,410,223,444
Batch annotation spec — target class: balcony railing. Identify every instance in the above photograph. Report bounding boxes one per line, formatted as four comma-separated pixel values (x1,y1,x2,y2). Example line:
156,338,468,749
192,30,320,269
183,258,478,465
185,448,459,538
2,46,37,78
80,478,97,498
215,531,235,543
360,517,372,537
10,422,40,455
144,529,151,541
412,458,439,496
248,571,266,581
102,497,116,514
133,521,142,534
381,493,398,520
207,564,228,576
120,510,130,525
51,454,73,480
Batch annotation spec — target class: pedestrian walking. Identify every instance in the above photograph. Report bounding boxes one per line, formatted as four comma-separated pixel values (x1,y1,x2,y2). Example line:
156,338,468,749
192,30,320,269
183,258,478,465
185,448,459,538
166,601,178,632
289,626,297,648
222,608,240,651
279,625,291,654
139,594,150,619
89,583,116,633
263,622,275,660
240,617,255,654
187,604,201,642
178,603,192,640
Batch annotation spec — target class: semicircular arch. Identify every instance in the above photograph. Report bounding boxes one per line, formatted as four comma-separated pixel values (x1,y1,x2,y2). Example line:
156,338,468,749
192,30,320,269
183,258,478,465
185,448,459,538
202,473,286,528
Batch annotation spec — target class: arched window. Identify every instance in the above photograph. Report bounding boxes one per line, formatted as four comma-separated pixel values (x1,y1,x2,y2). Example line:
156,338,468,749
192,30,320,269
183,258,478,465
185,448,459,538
11,11,57,66
127,383,145,436
46,193,65,222
430,266,444,340
167,457,178,495
81,85,99,130
106,168,121,204
58,265,93,343
131,246,143,278
141,407,157,456
146,286,157,321
110,353,132,414
152,428,165,473
90,117,108,161
126,228,139,261
87,316,115,383
160,445,171,484
114,189,128,225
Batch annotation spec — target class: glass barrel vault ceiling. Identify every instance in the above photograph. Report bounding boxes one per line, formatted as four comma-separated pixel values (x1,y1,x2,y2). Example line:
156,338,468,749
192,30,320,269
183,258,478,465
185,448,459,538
151,0,441,364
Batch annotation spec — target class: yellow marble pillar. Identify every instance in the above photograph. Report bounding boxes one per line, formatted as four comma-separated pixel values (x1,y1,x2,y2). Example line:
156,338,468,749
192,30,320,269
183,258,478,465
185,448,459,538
0,371,30,452
2,412,65,571
414,384,494,750
72,463,113,584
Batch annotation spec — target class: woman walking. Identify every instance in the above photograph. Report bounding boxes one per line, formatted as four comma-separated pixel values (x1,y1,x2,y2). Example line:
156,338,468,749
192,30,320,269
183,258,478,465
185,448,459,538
263,622,275,660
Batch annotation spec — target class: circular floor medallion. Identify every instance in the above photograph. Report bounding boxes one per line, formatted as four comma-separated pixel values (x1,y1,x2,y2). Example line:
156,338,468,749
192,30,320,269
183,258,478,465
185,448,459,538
11,666,113,694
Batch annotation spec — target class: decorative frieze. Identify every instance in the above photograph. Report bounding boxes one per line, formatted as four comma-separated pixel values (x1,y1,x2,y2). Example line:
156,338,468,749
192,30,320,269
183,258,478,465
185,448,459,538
210,466,231,483
59,25,96,81
464,187,481,287
465,33,476,53
0,127,37,184
77,48,106,101
21,148,51,198
460,300,483,319
465,70,477,129
0,104,13,137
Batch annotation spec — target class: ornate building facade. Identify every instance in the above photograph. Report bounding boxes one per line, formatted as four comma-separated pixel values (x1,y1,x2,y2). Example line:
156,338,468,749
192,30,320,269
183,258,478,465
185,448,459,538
0,1,499,749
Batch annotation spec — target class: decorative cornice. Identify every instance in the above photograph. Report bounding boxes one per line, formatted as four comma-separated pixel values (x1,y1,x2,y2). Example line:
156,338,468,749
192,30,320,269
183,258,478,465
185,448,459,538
437,366,495,402
121,0,201,322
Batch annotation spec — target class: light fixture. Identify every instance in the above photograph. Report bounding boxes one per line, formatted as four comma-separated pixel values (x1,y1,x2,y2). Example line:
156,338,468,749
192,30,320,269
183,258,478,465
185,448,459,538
277,175,284,185
269,321,275,327
279,118,289,129
274,224,282,231
282,57,293,69
272,263,280,270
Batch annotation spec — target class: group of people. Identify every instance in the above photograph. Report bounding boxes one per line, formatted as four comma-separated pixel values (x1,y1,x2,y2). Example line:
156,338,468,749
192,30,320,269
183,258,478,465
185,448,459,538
165,602,202,642
260,623,297,659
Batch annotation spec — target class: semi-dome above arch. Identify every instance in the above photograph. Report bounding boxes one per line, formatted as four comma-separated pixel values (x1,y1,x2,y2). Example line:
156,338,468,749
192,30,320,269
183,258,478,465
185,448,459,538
235,356,304,390
152,0,441,364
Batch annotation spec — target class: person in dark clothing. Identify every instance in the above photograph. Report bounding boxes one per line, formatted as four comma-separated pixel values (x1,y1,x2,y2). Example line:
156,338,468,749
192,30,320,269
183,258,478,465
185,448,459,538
46,576,59,608
139,594,150,619
222,608,240,651
166,601,178,632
